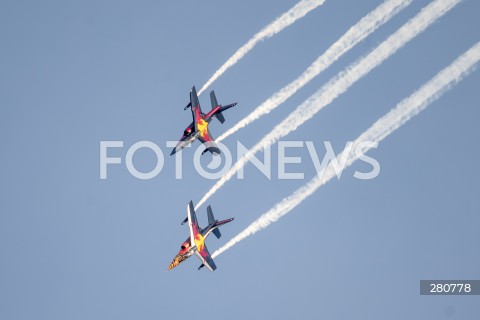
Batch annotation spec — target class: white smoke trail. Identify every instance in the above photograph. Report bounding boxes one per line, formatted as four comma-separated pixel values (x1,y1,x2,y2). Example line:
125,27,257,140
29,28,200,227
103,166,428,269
216,0,413,143
213,41,480,258
195,0,460,210
197,0,326,96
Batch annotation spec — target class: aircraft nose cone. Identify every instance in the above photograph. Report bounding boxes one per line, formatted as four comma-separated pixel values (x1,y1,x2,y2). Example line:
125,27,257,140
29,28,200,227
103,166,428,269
168,258,179,270
167,255,186,270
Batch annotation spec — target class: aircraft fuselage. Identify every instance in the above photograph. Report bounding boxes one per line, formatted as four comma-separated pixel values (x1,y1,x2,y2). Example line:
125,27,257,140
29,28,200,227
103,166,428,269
168,221,219,270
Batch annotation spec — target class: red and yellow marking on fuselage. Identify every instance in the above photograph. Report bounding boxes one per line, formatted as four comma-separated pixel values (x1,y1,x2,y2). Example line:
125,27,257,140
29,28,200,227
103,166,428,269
194,233,205,252
197,118,209,139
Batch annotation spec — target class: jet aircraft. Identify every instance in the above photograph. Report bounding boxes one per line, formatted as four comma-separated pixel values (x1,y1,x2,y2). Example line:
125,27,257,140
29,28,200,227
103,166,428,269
168,201,234,271
170,86,237,156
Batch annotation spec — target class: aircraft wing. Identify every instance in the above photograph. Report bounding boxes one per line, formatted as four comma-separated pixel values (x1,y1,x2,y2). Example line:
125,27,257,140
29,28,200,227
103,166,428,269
187,201,217,271
190,86,202,127
194,243,217,271
198,130,221,155
187,201,200,246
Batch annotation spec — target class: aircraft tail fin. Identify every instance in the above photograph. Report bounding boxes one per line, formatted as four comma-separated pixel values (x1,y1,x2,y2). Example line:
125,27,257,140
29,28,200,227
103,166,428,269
207,205,222,239
207,205,216,224
215,217,234,227
219,103,237,115
213,217,234,239
210,91,226,124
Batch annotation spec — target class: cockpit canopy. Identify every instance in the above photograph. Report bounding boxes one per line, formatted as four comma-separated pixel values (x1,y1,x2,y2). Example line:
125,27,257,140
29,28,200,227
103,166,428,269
180,242,190,251
184,127,192,136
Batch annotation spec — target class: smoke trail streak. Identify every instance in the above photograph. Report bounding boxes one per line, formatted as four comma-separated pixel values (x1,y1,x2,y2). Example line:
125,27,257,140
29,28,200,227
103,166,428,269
197,0,326,96
213,42,480,258
195,0,460,211
216,0,413,143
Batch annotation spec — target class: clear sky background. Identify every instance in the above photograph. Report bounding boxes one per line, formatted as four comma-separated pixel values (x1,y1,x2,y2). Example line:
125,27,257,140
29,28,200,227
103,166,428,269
1,0,479,319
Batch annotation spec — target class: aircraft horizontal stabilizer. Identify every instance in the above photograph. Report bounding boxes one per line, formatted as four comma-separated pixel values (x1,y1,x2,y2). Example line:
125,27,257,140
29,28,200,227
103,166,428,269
212,228,221,239
202,146,221,155
207,205,222,239
210,91,226,124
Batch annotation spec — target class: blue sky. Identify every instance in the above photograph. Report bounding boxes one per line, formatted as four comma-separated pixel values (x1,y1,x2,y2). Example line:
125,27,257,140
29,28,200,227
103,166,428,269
1,0,479,319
